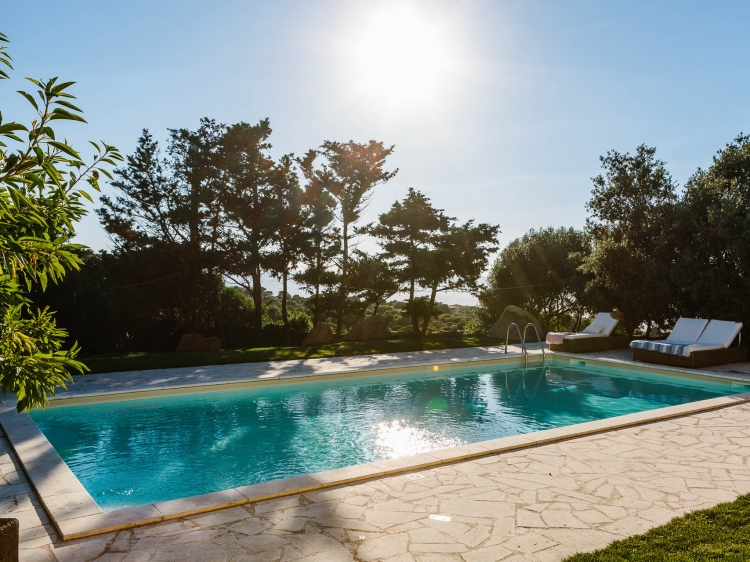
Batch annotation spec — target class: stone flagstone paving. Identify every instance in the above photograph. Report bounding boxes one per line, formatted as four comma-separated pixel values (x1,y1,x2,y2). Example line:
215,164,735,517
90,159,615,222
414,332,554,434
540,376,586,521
5,399,750,561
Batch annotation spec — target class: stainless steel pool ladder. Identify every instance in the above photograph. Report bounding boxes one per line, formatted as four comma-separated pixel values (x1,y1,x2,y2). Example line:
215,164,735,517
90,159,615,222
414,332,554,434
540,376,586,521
504,322,546,368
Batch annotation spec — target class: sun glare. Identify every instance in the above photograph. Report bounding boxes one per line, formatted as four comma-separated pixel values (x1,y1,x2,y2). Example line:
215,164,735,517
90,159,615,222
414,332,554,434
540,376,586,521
336,2,468,115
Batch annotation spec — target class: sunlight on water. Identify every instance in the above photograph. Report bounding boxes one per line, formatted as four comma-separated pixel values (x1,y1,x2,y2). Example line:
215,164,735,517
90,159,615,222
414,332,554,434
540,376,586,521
374,420,464,458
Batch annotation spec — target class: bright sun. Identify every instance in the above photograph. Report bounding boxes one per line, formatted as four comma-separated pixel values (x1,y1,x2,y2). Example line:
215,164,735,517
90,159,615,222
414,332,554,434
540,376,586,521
336,2,465,114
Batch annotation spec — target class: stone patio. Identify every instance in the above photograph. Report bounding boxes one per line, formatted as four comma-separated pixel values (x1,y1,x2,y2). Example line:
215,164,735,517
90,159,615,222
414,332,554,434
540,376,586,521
4,347,750,561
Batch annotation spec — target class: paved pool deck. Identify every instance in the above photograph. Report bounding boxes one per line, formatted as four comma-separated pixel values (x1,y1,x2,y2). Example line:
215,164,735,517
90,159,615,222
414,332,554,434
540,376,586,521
4,345,750,561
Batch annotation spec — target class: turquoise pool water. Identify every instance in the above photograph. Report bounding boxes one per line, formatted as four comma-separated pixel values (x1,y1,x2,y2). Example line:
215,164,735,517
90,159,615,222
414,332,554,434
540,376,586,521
30,360,749,510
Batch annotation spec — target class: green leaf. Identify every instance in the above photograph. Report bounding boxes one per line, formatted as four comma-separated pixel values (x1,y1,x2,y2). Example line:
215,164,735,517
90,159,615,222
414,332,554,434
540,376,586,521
2,153,18,172
0,69,8,80
23,172,44,189
42,126,55,140
54,100,83,113
47,141,81,160
41,161,62,187
0,122,28,134
16,90,39,112
51,81,75,94
79,189,94,203
49,108,87,123
88,141,101,152
33,146,44,165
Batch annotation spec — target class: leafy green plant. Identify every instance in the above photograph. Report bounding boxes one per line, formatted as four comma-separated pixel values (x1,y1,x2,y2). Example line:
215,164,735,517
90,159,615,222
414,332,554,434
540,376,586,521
0,32,122,411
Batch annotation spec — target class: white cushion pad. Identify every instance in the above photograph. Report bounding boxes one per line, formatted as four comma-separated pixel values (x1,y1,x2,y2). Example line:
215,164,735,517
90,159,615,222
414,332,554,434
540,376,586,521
584,313,619,336
667,318,709,343
696,320,743,347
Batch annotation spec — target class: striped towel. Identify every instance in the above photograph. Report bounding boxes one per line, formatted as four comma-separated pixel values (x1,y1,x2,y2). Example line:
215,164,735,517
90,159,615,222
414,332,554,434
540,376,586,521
630,340,691,357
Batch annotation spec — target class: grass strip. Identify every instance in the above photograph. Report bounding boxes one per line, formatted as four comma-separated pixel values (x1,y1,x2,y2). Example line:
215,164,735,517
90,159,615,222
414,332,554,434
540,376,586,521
81,335,502,374
564,494,750,562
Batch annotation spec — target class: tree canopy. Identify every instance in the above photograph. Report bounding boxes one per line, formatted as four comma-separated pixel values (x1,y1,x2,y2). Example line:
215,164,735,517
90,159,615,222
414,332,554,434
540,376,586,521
0,32,122,410
480,227,590,332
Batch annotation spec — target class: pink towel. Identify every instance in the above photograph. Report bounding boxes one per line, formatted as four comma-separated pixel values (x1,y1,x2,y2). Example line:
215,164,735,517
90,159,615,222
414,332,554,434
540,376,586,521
546,332,575,345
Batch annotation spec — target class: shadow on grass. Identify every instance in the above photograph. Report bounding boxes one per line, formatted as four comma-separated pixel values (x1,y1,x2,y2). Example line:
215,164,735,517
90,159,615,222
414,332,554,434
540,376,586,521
80,335,502,375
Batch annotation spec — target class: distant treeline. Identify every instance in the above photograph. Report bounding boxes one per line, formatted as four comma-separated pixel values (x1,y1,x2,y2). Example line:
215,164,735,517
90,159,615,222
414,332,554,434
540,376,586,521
479,137,750,340
32,118,498,354
32,125,750,354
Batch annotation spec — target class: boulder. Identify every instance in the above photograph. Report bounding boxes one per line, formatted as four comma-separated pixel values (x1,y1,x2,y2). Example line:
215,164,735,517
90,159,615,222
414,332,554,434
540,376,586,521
301,323,337,346
342,315,390,342
489,305,545,342
176,333,221,352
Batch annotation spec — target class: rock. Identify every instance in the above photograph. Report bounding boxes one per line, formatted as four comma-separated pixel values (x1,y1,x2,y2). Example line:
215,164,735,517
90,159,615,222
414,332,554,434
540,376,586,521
176,333,222,352
342,315,390,342
488,305,545,342
301,323,337,346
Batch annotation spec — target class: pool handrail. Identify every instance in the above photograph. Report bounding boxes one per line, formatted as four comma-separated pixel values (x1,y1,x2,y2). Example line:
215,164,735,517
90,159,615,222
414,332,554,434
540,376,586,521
504,323,524,355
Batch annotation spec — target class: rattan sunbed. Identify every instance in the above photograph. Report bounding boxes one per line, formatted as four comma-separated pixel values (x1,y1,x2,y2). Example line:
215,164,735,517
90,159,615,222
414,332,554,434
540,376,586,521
547,312,629,353
549,335,631,353
631,318,746,369
632,345,747,368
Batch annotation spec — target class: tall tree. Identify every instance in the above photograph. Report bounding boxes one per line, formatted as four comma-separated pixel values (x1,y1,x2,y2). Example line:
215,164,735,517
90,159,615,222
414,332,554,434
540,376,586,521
368,188,449,333
0,32,122,410
217,120,275,345
349,251,399,316
295,150,338,324
99,119,226,333
479,227,592,332
266,155,309,346
672,134,750,332
311,141,397,336
418,221,500,335
580,145,676,336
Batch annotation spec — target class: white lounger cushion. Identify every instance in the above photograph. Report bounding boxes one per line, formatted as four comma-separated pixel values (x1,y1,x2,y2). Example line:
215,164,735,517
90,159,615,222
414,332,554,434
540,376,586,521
696,320,743,347
582,312,619,337
666,318,709,343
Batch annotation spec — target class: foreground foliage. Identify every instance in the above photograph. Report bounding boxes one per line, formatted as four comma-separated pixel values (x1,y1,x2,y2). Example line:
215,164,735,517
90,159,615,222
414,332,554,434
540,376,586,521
0,33,121,410
564,494,750,562
82,334,499,374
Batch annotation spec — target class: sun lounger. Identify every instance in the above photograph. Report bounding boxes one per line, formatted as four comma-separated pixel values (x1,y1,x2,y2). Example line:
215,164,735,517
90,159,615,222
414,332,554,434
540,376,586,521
632,318,747,368
547,312,630,353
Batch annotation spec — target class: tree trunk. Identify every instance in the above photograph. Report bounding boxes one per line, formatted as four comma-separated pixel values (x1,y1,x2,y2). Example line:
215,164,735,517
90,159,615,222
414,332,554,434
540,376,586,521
421,285,438,336
314,284,320,324
282,269,290,346
252,267,263,346
409,277,419,334
209,290,227,349
336,222,348,337
313,239,322,323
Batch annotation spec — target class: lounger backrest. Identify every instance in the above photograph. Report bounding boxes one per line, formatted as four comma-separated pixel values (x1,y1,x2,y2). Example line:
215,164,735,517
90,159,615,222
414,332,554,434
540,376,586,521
666,318,709,343
583,312,619,336
696,320,743,347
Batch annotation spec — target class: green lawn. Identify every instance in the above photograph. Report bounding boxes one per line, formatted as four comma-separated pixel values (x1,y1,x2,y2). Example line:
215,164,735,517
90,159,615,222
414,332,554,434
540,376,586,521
81,334,502,374
564,494,750,562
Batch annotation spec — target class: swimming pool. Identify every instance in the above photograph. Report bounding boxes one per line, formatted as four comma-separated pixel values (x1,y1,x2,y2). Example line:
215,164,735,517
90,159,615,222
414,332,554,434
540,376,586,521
30,359,750,511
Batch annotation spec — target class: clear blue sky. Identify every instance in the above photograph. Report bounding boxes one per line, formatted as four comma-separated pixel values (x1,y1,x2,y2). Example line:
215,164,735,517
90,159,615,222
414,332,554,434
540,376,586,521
4,1,749,303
